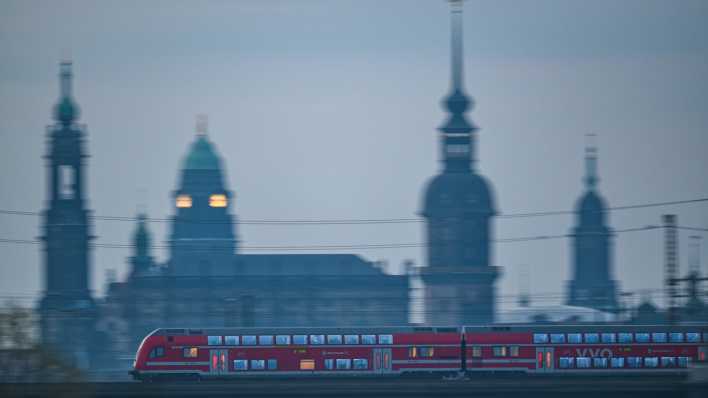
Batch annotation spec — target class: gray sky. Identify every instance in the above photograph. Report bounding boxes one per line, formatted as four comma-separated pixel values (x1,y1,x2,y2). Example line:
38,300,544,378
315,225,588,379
1,0,707,312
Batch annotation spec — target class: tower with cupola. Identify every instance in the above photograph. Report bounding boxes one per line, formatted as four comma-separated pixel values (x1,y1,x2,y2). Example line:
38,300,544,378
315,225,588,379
420,0,500,325
39,61,97,368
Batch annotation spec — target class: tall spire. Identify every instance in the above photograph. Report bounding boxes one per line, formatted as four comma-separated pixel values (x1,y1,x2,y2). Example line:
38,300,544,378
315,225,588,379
196,114,208,137
584,133,598,189
450,0,465,93
54,60,79,124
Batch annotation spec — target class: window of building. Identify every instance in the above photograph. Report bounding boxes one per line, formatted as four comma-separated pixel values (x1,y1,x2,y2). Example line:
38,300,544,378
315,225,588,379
533,334,549,344
652,333,667,343
644,357,659,368
593,357,608,368
209,194,228,208
310,335,325,345
492,346,507,357
378,335,393,345
510,346,520,357
293,335,307,345
661,357,676,368
559,357,574,369
601,333,616,343
420,347,435,358
610,357,625,368
183,347,198,358
149,346,164,358
344,335,359,345
268,359,278,370
550,334,565,344
678,357,690,368
618,333,633,343
686,333,700,343
362,335,376,345
59,165,75,199
258,336,274,345
567,333,582,344
251,360,265,370
233,360,248,371
584,333,599,344
276,335,290,345
336,359,352,370
176,194,192,208
669,333,683,343
327,335,343,345
576,357,591,368
353,359,368,370
300,359,315,370
471,346,482,358
225,336,239,345
208,336,222,346
242,336,257,345
324,359,334,370
635,333,650,343
627,357,642,368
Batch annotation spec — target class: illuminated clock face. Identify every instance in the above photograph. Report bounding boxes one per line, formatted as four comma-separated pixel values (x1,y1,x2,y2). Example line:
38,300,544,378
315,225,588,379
176,194,192,208
209,194,228,208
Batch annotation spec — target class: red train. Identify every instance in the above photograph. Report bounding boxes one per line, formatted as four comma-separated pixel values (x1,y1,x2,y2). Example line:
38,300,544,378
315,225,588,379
130,324,708,381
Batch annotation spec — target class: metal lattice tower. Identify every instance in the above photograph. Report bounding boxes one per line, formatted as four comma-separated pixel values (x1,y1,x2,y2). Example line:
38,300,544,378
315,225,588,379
663,214,678,322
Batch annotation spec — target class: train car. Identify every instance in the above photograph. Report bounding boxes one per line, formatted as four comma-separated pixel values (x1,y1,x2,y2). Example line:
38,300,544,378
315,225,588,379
130,326,461,381
463,324,708,374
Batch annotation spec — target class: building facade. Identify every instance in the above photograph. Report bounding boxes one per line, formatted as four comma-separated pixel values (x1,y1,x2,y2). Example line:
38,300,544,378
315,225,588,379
419,0,500,325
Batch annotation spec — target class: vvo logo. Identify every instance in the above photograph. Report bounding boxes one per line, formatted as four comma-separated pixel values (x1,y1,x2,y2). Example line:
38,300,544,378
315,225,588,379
575,348,613,358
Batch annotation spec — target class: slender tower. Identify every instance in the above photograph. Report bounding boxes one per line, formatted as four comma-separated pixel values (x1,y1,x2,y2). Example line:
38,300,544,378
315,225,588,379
566,137,618,312
39,61,96,368
420,0,500,325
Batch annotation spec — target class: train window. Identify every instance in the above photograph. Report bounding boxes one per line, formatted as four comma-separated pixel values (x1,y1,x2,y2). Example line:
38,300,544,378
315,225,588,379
559,357,574,369
378,335,393,345
652,333,667,343
550,334,565,344
276,335,291,345
300,359,315,370
183,347,198,358
243,336,257,345
420,347,435,357
225,336,239,345
584,333,599,344
576,357,591,368
610,357,625,368
233,360,248,371
251,360,265,370
472,346,482,357
344,335,359,345
686,333,700,343
336,359,352,370
567,333,582,344
533,333,549,344
593,357,608,368
362,335,376,345
409,347,418,358
327,335,343,345
293,335,307,345
601,333,616,343
669,333,683,343
258,336,274,345
325,359,334,370
627,357,642,368
207,336,222,346
618,333,633,343
492,346,507,357
268,359,278,370
510,346,520,357
635,333,650,343
644,357,658,368
353,359,368,369
661,357,676,368
148,346,165,358
310,335,325,345
677,357,690,368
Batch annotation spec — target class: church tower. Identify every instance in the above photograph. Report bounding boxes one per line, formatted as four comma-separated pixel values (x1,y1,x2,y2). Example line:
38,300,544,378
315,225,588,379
420,0,500,325
566,137,618,312
129,213,154,277
39,61,97,368
168,116,238,276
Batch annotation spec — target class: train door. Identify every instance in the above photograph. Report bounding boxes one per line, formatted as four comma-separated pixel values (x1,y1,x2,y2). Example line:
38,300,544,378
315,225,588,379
373,348,392,373
535,347,554,372
210,349,228,375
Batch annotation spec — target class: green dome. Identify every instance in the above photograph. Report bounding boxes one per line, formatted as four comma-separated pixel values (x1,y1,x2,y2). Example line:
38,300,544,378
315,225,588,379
54,97,79,123
183,135,221,170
